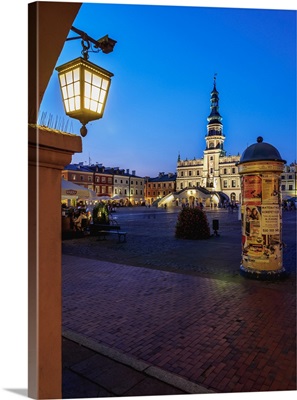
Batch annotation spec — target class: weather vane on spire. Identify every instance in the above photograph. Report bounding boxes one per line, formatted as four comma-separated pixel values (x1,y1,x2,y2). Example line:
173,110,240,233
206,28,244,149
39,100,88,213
214,73,217,85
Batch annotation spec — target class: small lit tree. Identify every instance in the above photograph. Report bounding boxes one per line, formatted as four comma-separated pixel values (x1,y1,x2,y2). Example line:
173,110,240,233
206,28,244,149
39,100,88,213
175,207,210,240
92,203,110,225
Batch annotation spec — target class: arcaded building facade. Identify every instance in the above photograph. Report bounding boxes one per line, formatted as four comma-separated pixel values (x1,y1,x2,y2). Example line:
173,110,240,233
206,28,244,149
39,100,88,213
176,77,241,206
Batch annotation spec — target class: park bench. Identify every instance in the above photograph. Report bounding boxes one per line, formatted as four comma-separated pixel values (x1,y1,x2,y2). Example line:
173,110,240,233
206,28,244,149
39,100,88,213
89,223,127,243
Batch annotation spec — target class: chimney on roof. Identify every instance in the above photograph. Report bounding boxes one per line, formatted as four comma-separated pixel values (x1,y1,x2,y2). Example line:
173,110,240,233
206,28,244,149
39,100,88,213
126,169,130,174
132,170,136,176
159,172,164,177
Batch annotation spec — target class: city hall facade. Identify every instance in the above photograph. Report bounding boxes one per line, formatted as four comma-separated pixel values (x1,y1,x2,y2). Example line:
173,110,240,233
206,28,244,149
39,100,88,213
175,77,241,207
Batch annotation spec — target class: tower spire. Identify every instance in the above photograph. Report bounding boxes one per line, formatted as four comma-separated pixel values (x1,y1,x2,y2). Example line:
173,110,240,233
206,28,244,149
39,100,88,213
207,74,223,135
213,72,217,88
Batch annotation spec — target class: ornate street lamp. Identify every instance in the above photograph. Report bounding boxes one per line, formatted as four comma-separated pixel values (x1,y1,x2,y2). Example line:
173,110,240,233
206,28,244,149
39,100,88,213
55,26,116,137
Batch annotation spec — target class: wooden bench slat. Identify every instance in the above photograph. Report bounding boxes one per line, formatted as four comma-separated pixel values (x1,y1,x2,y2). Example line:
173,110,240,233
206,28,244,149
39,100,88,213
90,223,126,242
96,230,127,243
90,224,120,235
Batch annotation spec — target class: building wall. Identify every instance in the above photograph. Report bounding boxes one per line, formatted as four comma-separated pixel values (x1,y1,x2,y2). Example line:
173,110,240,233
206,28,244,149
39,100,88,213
61,160,295,207
129,175,145,205
62,164,145,204
145,173,177,205
113,173,130,199
177,157,241,203
62,165,93,190
281,163,297,198
176,158,204,190
94,173,113,196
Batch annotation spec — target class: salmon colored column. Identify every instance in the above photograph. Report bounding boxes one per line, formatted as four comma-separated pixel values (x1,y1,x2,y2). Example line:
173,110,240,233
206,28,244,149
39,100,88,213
28,2,82,397
28,126,82,398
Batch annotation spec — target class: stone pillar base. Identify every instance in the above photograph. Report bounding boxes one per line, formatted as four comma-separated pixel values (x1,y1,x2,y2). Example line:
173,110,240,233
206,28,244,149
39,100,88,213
239,265,288,281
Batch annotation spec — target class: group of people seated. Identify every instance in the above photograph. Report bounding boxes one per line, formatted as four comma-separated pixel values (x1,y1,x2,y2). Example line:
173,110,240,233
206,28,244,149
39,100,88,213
62,203,92,232
73,210,89,231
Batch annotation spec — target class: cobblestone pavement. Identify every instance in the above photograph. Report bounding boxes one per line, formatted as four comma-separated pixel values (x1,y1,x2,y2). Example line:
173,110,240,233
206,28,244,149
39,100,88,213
62,207,296,395
62,336,188,398
62,207,296,283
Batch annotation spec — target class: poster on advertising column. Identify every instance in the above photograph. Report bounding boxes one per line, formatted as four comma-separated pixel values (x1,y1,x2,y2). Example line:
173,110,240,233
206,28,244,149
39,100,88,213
241,173,282,271
242,205,263,263
242,175,262,203
261,205,280,235
242,203,282,270
262,174,281,204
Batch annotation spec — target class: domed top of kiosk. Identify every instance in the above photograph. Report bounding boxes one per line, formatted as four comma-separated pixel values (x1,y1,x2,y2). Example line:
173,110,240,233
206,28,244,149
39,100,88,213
239,136,286,164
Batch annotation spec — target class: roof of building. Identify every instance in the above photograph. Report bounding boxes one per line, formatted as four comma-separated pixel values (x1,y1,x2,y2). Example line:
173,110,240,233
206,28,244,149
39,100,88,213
63,163,93,173
148,173,177,182
63,163,143,178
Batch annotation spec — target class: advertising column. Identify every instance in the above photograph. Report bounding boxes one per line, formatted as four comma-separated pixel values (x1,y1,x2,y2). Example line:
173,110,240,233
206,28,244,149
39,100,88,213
238,138,286,279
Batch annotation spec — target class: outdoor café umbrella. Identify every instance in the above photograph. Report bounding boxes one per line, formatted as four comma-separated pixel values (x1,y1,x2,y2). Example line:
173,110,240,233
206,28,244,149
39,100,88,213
61,179,97,200
78,189,98,200
97,196,111,200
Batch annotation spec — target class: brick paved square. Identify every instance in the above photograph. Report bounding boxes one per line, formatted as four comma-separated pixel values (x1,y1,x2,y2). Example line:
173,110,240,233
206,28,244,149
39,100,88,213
62,209,296,394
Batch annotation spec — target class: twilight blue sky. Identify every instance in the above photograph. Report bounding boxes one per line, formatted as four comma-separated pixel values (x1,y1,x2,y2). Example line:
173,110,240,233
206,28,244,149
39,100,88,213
39,0,297,177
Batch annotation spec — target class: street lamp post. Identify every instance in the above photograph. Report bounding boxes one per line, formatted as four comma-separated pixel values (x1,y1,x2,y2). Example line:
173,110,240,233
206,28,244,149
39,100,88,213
55,26,116,137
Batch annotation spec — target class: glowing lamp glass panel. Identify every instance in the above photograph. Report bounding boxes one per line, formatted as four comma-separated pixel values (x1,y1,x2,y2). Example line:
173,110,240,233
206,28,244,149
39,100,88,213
56,57,114,127
84,70,110,115
58,68,81,113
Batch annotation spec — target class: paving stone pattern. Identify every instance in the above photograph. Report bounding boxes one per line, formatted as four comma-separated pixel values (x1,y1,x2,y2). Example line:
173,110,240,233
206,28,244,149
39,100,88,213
63,208,296,279
63,337,184,397
62,208,296,394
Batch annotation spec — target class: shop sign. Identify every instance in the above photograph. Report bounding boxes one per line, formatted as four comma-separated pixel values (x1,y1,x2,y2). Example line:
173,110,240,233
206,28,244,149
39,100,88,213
66,189,77,195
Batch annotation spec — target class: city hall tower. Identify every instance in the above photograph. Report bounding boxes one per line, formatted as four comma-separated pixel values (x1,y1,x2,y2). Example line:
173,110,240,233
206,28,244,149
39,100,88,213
203,75,226,190
176,77,241,206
